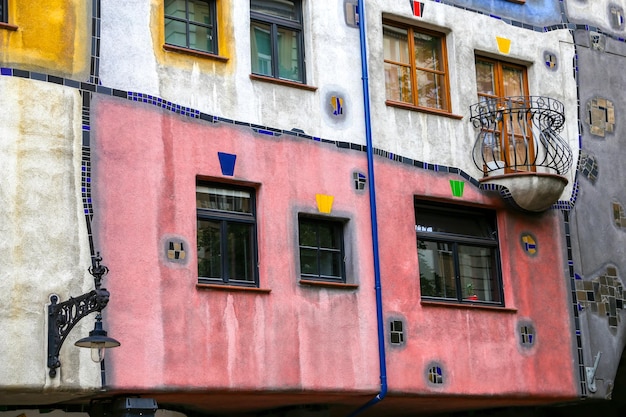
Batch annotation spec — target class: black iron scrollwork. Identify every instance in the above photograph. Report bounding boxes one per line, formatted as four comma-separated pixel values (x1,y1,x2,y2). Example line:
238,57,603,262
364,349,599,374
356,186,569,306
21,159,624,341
469,96,572,176
47,253,111,377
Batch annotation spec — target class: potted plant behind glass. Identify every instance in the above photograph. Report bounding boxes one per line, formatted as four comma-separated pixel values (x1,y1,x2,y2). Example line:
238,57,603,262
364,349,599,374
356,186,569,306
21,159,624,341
465,282,478,301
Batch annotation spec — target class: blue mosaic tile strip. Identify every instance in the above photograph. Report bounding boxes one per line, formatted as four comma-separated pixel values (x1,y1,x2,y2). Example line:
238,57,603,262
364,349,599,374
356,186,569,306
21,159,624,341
127,91,201,118
90,0,101,84
429,0,548,33
252,128,277,136
562,209,587,397
0,63,581,213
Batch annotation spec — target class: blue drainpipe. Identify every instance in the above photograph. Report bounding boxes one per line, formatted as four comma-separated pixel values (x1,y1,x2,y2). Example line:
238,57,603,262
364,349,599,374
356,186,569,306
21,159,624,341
347,1,388,415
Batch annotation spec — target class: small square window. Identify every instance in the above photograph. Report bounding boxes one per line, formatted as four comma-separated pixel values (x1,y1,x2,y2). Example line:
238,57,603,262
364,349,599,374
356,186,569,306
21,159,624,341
298,216,345,282
165,0,218,55
196,182,258,286
383,21,451,112
250,0,305,83
390,320,404,344
415,200,503,305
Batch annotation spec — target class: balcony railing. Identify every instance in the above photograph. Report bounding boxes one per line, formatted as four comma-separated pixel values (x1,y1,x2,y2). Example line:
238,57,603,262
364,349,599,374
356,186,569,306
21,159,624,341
470,96,573,177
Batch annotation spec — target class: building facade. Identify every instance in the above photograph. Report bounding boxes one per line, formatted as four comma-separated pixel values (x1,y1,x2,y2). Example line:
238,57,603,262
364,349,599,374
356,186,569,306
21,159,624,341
0,1,624,416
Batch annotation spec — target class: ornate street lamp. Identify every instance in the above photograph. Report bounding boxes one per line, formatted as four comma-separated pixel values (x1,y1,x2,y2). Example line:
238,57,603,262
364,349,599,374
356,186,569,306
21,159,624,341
47,253,120,377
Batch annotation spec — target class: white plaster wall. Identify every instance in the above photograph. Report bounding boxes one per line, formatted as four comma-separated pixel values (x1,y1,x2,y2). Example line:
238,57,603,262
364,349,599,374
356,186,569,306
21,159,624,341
0,77,100,398
362,0,579,200
99,0,366,144
98,0,578,201
566,0,626,36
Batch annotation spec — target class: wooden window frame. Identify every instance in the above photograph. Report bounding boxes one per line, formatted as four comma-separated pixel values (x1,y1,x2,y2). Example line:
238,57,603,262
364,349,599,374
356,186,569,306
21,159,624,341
383,20,452,113
475,56,533,174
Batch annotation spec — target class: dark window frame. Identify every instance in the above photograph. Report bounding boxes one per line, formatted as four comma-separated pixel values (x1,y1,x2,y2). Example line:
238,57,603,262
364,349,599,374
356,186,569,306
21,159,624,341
298,215,346,283
164,0,218,55
250,0,306,83
0,0,7,24
415,200,504,305
196,182,259,287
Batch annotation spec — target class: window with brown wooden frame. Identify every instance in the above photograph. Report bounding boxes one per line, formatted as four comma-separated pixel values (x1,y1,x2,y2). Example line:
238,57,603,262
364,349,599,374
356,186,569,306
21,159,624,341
475,56,533,173
383,21,451,113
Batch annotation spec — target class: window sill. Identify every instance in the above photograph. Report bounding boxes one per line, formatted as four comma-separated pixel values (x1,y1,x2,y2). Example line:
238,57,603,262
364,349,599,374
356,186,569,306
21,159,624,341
250,73,318,92
420,299,517,312
163,44,229,62
0,22,18,31
299,279,359,290
385,100,464,120
196,283,271,293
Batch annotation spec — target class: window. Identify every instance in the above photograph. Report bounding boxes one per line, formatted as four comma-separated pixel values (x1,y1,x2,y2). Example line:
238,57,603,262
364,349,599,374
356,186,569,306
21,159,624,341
165,0,217,54
383,21,450,112
250,0,305,83
415,201,503,304
298,216,345,282
475,56,532,172
0,0,7,23
196,183,258,286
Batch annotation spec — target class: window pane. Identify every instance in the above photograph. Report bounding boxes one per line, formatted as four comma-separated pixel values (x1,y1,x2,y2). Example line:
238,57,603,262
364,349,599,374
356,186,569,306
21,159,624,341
319,250,342,278
384,63,412,103
251,22,273,76
415,207,496,239
300,248,319,275
197,186,252,213
458,245,500,303
227,223,255,282
251,0,298,22
476,60,495,95
383,25,410,64
416,70,447,110
165,18,187,47
414,32,442,71
299,218,344,281
197,219,222,278
277,27,301,81
165,0,187,19
317,222,340,249
298,221,317,247
418,240,457,299
503,66,524,97
189,0,211,24
188,23,213,52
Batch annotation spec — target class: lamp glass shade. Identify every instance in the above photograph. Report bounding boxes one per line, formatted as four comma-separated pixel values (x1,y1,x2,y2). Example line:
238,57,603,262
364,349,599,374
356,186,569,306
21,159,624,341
75,319,120,363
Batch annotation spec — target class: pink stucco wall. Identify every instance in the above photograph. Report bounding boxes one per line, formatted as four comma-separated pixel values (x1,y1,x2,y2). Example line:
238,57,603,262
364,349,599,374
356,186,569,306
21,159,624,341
92,95,577,401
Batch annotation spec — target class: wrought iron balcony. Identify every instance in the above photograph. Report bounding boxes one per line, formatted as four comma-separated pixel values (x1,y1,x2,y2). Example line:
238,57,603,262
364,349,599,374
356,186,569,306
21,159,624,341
470,96,572,176
469,96,573,212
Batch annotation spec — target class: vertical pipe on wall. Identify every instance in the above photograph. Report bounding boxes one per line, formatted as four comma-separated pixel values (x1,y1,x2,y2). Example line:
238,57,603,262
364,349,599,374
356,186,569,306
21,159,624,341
347,1,388,415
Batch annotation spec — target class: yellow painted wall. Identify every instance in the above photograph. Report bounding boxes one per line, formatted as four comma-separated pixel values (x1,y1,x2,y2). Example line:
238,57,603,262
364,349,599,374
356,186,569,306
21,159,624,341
153,0,235,76
0,1,91,79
